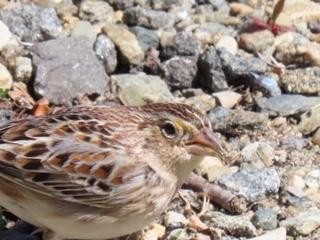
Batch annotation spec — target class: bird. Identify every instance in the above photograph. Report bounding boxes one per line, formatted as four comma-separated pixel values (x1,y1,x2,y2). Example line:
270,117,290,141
0,103,225,240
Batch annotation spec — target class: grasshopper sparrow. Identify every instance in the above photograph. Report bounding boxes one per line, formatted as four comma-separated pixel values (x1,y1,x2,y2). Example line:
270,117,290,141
0,103,224,240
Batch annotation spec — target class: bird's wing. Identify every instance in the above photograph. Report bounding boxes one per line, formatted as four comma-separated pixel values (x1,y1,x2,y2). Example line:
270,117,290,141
0,106,153,210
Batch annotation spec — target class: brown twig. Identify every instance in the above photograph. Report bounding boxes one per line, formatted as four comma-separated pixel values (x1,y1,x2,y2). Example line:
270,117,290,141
183,173,247,214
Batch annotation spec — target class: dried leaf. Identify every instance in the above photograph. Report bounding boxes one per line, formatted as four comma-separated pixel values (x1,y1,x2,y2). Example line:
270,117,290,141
33,98,49,116
8,82,35,110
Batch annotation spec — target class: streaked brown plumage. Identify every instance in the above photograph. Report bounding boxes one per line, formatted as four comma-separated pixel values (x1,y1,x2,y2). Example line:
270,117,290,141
0,103,224,240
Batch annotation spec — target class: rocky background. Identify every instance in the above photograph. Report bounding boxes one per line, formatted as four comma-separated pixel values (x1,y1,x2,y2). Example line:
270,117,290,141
0,0,320,239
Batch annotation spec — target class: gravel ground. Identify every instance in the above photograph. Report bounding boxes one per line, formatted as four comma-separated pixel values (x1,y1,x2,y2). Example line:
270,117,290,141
0,0,320,239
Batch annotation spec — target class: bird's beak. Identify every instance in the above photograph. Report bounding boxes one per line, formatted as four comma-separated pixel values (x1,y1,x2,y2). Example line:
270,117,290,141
186,127,225,159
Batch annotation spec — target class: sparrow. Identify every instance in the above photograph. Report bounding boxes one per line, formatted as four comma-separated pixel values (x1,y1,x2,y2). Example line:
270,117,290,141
0,103,224,240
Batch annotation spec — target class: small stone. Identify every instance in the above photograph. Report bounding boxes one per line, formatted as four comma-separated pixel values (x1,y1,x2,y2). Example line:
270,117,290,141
274,32,320,67
249,227,286,240
108,0,134,10
276,0,320,26
252,207,278,230
14,56,32,83
0,20,12,50
161,56,197,89
215,35,238,55
103,24,144,65
55,2,78,20
188,215,208,231
194,22,234,47
184,94,216,113
198,154,238,179
113,73,174,106
79,0,115,25
241,142,274,168
289,175,306,191
229,2,254,16
94,34,117,74
217,168,280,202
218,48,268,83
239,30,274,53
0,63,13,90
212,91,242,109
299,104,320,135
130,26,159,52
71,21,96,44
271,117,286,127
208,107,268,133
31,37,108,105
0,4,61,41
305,176,319,189
256,95,320,116
167,228,189,240
281,137,309,151
161,31,200,59
197,46,228,92
194,233,211,240
280,67,320,95
249,72,282,97
148,223,165,239
280,208,320,235
312,128,320,145
164,211,188,229
208,211,257,238
123,6,175,29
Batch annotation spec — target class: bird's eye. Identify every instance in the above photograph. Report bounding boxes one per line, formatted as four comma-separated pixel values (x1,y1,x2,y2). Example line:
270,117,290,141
161,121,177,139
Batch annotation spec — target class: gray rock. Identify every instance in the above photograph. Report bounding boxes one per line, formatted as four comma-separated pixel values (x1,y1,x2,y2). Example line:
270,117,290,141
164,211,188,229
197,47,228,92
218,48,268,83
280,208,320,235
103,24,144,65
184,94,216,113
207,0,229,10
167,228,189,240
194,22,235,47
79,0,115,25
207,211,257,238
150,0,186,10
14,56,32,83
0,101,13,126
0,4,61,41
32,37,108,105
281,137,309,151
249,72,282,97
0,20,12,50
113,73,174,106
252,207,278,230
123,6,175,29
71,21,96,44
274,32,320,67
256,95,320,116
161,31,200,59
241,142,275,169
249,227,286,240
280,67,320,95
299,104,320,134
162,56,197,89
94,34,118,74
217,168,281,202
107,0,134,10
129,26,159,52
208,107,268,133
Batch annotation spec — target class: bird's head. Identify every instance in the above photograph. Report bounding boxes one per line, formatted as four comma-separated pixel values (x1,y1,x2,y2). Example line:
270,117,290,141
137,103,225,178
